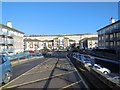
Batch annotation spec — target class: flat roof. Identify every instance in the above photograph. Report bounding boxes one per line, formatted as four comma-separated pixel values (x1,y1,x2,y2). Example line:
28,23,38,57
0,24,24,34
25,33,97,37
80,37,98,41
97,20,120,32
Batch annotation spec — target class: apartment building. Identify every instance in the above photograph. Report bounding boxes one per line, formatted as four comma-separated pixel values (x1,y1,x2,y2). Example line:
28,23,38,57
79,37,98,49
0,21,24,54
24,34,97,51
97,18,120,51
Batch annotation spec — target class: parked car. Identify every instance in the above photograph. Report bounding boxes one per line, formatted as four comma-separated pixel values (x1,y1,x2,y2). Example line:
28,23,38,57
112,76,120,83
28,50,35,53
78,54,92,64
0,54,12,84
92,64,111,74
36,53,43,56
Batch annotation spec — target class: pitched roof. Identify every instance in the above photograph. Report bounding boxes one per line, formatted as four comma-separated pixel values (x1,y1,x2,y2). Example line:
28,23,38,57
97,20,120,32
0,24,24,34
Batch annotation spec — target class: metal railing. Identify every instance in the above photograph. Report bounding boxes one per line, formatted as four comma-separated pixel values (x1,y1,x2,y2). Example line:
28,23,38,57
8,52,43,62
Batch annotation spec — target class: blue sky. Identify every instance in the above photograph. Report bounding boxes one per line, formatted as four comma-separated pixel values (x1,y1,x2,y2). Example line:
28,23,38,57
2,2,118,35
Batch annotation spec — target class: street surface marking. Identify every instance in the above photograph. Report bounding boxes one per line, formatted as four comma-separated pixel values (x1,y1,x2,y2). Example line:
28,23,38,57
59,80,82,90
66,57,90,90
1,58,53,89
5,71,75,89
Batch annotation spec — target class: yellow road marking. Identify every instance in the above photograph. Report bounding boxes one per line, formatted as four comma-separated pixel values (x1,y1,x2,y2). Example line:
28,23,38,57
5,71,75,89
59,80,82,90
1,58,54,89
66,57,89,89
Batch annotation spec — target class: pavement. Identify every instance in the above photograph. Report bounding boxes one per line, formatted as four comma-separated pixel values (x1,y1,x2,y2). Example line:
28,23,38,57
1,57,89,89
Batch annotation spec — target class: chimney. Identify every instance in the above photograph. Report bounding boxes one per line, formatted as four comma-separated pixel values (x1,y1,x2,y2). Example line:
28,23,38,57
109,17,115,24
7,21,12,28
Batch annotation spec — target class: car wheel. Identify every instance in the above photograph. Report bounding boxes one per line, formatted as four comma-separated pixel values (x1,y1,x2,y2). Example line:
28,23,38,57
3,71,11,84
103,71,108,74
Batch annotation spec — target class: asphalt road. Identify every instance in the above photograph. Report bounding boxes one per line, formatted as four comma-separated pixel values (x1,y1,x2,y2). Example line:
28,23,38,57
11,57,48,80
2,56,89,89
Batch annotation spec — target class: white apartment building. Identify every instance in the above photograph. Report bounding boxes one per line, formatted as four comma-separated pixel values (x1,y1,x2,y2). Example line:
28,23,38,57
97,18,120,50
0,21,24,54
24,34,97,51
79,37,98,49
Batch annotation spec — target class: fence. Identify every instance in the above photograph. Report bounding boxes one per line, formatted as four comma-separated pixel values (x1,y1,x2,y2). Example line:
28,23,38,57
8,52,43,62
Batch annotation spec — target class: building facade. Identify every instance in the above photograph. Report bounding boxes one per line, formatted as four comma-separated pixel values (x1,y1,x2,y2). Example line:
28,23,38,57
97,19,120,50
0,21,24,54
79,37,98,49
24,34,97,51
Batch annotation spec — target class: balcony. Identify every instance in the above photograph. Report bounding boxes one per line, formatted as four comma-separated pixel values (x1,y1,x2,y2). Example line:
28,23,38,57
106,45,120,50
8,48,14,52
7,40,14,45
0,40,5,44
105,30,110,34
116,37,120,41
105,29,120,34
113,29,120,33
105,38,110,41
1,32,8,36
2,48,8,52
7,33,14,38
1,48,14,53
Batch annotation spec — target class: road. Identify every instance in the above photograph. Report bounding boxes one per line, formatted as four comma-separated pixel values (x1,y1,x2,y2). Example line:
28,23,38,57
1,53,89,89
11,57,48,80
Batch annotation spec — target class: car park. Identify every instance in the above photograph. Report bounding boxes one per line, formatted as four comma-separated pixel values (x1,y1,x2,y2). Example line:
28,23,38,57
73,53,110,74
0,54,12,84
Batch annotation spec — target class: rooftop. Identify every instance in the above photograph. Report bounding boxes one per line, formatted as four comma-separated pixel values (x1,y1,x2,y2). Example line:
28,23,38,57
97,20,120,32
0,24,24,34
25,33,97,37
80,37,98,41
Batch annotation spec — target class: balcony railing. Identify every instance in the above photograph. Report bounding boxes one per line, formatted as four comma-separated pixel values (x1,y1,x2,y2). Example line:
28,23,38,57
105,38,110,41
113,29,120,33
105,30,110,34
1,32,8,36
105,37,119,41
2,48,14,52
0,40,14,45
7,40,14,45
8,48,14,52
105,29,120,34
0,40,5,44
7,33,14,37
